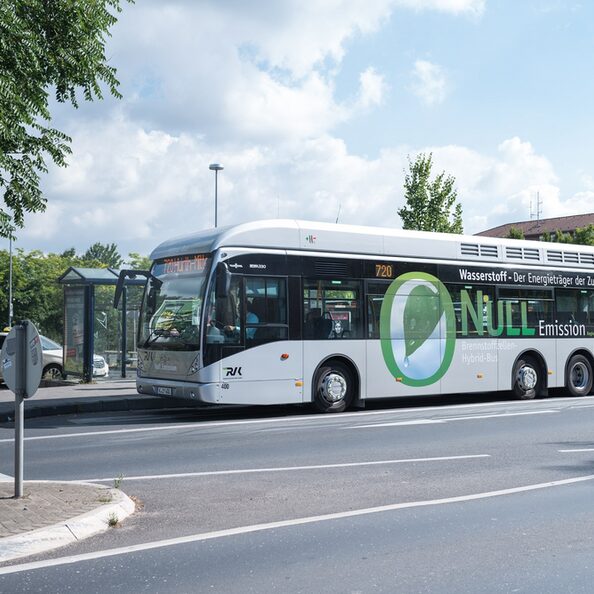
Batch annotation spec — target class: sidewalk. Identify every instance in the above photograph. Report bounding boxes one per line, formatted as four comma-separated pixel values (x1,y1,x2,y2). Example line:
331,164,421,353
0,377,188,562
0,377,192,422
0,479,134,563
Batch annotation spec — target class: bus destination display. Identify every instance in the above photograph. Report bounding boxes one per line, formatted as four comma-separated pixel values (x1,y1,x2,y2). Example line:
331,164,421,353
163,255,208,274
375,263,395,278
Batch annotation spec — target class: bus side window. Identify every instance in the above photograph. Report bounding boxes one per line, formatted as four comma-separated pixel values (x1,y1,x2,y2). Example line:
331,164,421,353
303,279,363,339
245,277,288,345
206,276,242,345
366,282,389,339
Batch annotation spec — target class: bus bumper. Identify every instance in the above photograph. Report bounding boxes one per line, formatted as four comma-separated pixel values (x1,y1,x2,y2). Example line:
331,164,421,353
136,378,219,404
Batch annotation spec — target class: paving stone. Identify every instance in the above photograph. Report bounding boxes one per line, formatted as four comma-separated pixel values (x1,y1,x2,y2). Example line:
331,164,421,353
0,482,107,538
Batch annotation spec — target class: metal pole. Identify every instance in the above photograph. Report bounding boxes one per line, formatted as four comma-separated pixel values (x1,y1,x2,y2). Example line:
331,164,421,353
121,286,127,379
209,164,223,229
14,323,25,498
214,170,218,228
8,235,13,328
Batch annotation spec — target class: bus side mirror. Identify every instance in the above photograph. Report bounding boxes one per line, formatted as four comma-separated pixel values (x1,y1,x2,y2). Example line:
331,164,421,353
215,263,231,298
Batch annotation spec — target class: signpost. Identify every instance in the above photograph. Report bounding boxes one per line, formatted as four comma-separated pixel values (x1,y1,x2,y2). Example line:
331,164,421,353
0,320,43,498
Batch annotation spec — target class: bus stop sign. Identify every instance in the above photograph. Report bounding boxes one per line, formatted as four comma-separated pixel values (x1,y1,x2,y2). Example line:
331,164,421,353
1,321,43,399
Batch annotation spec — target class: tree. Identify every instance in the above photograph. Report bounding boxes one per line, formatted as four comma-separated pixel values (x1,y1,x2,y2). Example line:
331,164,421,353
0,1,130,238
572,224,594,246
506,227,524,240
398,153,463,233
83,242,124,268
127,252,152,270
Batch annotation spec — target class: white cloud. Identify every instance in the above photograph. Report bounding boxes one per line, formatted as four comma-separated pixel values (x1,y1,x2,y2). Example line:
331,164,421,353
410,60,449,105
356,67,386,108
29,0,583,257
397,0,485,15
27,105,589,255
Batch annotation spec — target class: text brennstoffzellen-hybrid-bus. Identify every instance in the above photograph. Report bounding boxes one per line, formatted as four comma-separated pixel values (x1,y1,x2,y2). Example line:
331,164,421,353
125,220,594,413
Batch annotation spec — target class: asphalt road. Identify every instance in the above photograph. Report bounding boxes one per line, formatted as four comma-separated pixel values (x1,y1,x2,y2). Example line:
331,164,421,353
1,393,594,592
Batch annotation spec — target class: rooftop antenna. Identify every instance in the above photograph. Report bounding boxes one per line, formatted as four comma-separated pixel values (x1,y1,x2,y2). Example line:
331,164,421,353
335,203,341,224
530,191,542,226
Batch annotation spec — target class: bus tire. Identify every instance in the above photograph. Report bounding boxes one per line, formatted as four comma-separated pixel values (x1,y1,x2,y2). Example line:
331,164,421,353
313,362,354,413
566,354,593,397
512,356,541,400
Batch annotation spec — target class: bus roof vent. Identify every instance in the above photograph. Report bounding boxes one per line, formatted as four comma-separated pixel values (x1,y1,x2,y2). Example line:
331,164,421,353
460,243,480,257
505,246,541,262
523,248,540,261
480,244,499,258
546,250,563,263
563,251,579,264
314,259,350,277
460,243,498,259
505,246,523,260
579,252,594,265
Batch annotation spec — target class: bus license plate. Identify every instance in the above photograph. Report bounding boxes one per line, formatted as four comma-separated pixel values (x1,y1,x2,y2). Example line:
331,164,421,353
157,387,172,396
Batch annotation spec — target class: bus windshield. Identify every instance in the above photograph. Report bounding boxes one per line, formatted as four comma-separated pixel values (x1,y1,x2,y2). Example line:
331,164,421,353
139,255,211,351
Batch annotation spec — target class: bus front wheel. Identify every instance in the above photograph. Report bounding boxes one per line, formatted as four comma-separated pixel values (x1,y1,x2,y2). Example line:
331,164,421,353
313,362,354,413
566,355,593,397
512,356,541,400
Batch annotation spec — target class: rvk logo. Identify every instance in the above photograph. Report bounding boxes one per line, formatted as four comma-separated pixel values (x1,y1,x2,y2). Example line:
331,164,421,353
305,234,317,244
224,366,242,378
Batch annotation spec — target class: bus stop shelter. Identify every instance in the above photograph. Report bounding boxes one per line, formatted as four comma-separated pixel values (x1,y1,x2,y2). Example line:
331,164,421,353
58,268,146,382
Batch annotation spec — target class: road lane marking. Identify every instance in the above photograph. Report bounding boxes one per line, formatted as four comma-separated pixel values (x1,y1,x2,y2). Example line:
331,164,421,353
0,399,584,444
348,410,557,429
2,472,594,576
78,454,490,482
558,448,594,453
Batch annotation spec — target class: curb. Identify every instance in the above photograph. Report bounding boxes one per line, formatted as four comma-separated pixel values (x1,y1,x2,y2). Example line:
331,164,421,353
0,482,135,563
0,395,193,422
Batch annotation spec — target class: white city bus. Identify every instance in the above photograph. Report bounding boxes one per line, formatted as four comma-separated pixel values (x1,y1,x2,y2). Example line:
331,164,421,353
134,219,594,412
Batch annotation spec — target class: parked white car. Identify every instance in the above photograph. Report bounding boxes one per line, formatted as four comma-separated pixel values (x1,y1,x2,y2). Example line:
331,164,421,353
0,332,109,381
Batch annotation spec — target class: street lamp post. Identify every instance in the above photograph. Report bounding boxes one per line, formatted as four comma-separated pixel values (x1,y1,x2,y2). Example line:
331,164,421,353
8,234,13,328
209,163,224,228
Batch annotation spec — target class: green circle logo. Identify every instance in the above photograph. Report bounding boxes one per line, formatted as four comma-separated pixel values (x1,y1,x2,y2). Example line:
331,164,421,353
380,272,456,387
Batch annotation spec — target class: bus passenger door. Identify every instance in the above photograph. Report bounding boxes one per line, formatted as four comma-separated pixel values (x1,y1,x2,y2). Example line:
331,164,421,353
218,275,303,405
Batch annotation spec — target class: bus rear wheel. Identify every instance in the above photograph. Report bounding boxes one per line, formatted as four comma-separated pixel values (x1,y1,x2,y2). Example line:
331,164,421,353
513,356,541,400
313,362,354,413
566,355,593,397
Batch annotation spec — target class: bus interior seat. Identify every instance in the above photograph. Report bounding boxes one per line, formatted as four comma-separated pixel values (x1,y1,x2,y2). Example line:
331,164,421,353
315,312,333,339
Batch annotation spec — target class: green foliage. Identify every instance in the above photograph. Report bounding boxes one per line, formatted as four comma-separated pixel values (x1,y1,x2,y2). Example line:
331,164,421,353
0,247,82,339
398,153,464,234
83,242,124,268
540,225,594,246
506,227,524,239
0,0,130,238
573,224,594,246
0,241,147,343
127,252,152,270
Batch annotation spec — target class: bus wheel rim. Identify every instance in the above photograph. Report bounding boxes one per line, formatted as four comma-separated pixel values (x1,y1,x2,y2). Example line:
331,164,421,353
321,373,347,403
571,362,589,390
518,365,537,391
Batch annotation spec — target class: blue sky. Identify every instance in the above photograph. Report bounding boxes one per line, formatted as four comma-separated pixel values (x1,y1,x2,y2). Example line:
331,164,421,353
14,0,594,255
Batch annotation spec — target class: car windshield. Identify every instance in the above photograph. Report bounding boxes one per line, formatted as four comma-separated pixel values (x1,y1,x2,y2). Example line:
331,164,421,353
139,254,211,351
41,336,61,350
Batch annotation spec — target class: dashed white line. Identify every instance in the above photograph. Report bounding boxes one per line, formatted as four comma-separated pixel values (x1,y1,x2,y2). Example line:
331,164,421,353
79,454,490,482
0,398,583,444
2,472,594,576
348,409,557,429
558,448,594,453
